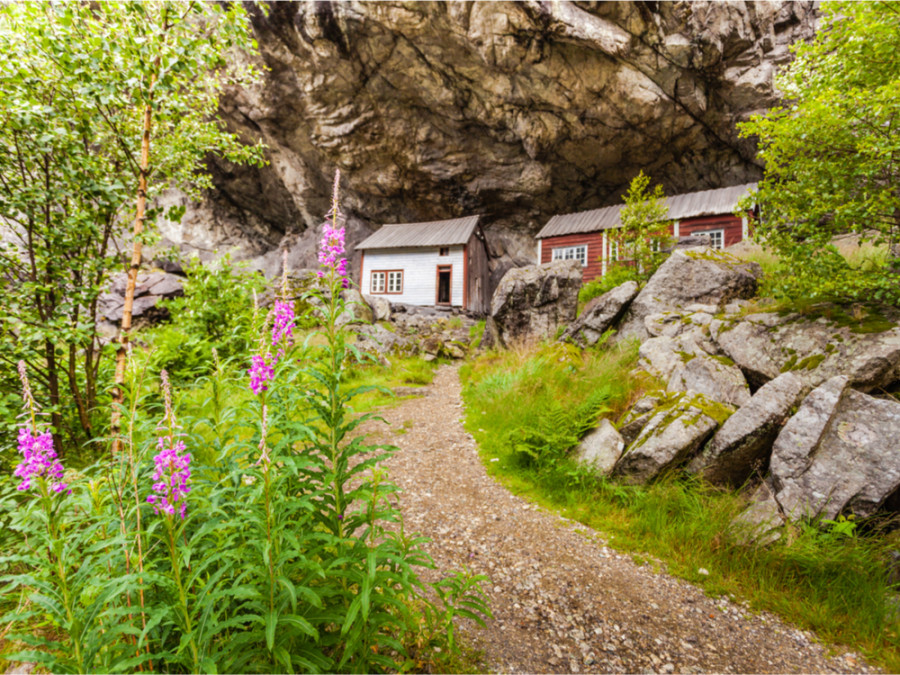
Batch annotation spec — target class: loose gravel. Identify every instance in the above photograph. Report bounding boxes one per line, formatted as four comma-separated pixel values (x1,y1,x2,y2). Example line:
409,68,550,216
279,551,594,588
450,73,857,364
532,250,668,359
362,364,878,674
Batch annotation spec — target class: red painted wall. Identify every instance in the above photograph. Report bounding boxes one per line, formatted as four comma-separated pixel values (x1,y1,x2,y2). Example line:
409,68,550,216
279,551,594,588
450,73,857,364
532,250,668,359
679,214,744,247
539,232,604,282
540,213,748,282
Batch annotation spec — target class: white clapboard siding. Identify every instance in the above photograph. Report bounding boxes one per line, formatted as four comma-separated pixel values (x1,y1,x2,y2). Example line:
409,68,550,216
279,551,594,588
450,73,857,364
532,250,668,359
361,246,465,307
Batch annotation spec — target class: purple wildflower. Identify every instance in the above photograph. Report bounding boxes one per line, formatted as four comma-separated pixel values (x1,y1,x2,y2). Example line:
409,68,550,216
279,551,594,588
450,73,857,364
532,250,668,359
248,353,275,395
14,427,69,494
271,299,295,357
148,371,191,518
317,170,349,288
146,437,191,519
14,362,69,496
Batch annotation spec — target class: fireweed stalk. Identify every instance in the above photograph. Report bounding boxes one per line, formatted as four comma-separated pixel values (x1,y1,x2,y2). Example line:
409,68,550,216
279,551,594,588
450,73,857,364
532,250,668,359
147,371,199,670
319,169,351,540
13,362,84,671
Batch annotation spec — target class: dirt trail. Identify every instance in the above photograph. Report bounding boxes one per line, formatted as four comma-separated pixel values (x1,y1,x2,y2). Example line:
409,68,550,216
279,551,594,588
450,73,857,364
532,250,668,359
363,364,877,674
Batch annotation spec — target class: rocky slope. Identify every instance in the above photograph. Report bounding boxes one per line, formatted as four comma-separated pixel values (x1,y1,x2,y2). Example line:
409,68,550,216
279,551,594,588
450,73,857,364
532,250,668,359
158,1,816,275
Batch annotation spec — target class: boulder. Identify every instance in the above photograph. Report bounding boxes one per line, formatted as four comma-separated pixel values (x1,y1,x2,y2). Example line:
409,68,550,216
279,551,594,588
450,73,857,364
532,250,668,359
353,323,412,357
617,394,663,446
488,260,582,348
712,306,900,391
99,271,184,323
574,419,624,475
735,375,900,530
363,294,392,322
772,381,900,521
687,371,807,487
616,248,761,341
638,335,750,407
645,309,715,340
612,391,733,484
638,335,705,382
336,289,375,327
561,280,639,346
769,376,849,483
667,351,752,408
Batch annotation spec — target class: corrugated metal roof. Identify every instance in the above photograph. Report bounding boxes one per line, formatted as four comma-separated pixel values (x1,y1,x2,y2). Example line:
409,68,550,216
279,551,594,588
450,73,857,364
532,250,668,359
356,215,481,250
536,183,757,239
666,182,757,221
537,204,623,238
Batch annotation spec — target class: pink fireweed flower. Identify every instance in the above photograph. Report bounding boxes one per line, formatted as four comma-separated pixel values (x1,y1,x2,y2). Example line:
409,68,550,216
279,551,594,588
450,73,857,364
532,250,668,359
148,371,191,518
248,352,275,395
146,437,191,519
317,169,349,288
14,362,69,495
14,427,69,494
271,299,295,357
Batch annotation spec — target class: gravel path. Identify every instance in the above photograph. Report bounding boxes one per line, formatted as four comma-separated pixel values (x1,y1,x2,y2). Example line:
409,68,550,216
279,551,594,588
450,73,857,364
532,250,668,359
363,364,878,674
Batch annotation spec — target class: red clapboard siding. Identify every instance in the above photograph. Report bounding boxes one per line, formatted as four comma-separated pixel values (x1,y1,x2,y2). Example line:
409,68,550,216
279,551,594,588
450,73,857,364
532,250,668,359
680,214,745,247
540,232,605,283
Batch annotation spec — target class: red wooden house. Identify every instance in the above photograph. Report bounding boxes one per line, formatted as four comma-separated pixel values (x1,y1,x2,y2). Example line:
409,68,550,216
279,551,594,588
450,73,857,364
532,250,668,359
535,183,757,283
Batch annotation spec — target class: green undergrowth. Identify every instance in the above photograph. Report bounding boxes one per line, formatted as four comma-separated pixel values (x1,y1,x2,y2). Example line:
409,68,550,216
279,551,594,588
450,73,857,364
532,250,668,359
460,341,900,672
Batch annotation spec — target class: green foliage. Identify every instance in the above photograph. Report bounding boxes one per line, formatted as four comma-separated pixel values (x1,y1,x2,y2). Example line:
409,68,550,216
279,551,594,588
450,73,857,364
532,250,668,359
577,265,639,312
148,257,264,383
461,343,900,671
460,340,643,478
0,1,265,452
0,265,489,673
614,172,672,285
738,1,900,305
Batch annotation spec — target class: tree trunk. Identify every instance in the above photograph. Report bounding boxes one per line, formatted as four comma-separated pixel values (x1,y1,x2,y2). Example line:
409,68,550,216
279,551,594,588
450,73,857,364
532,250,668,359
111,80,154,455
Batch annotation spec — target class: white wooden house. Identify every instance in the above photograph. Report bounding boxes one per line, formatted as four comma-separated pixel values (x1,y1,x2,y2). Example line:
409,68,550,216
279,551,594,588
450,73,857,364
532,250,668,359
355,216,491,313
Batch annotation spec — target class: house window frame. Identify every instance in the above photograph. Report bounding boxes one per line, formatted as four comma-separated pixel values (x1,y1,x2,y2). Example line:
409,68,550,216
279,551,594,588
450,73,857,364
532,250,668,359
371,269,403,295
551,244,588,267
698,229,725,250
609,240,620,261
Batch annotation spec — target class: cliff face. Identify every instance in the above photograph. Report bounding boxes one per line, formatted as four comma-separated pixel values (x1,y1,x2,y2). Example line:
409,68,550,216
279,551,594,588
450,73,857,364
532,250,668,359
167,1,816,272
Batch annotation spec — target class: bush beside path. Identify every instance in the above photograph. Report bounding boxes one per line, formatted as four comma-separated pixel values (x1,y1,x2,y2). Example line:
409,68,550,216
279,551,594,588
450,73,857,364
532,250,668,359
366,364,877,674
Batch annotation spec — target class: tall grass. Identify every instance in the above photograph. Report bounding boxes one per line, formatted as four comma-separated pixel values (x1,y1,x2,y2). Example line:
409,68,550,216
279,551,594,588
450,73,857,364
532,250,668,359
460,341,900,671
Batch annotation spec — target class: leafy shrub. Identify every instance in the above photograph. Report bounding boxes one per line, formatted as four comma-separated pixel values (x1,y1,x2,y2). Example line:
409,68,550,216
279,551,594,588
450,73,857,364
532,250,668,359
149,256,265,382
0,178,489,674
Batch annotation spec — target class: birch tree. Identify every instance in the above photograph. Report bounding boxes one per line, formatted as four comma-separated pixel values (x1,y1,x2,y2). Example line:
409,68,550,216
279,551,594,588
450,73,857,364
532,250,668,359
0,2,265,455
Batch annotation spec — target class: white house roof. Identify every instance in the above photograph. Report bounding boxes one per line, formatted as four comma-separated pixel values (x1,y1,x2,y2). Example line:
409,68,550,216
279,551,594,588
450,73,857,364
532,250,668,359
356,215,481,250
536,182,757,239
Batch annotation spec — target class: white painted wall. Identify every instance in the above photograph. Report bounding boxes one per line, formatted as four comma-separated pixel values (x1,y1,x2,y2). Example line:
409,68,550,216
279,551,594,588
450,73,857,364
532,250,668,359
361,246,466,307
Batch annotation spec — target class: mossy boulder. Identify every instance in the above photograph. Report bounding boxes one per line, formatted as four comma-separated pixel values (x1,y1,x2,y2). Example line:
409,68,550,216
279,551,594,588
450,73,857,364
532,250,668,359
615,247,761,342
687,371,808,487
713,305,900,391
611,391,734,485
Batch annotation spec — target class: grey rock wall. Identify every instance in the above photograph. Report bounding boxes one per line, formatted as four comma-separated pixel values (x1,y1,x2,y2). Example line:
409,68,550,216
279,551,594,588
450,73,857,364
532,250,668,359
160,1,817,271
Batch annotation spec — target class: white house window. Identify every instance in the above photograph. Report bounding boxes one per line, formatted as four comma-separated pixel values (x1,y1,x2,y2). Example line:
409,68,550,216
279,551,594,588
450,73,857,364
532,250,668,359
371,270,403,294
551,244,588,267
370,271,385,293
387,270,403,293
702,229,725,249
609,241,620,261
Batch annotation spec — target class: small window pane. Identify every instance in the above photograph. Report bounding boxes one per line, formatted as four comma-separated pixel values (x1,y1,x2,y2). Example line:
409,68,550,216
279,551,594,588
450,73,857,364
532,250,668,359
551,245,587,267
388,271,402,293
371,272,385,293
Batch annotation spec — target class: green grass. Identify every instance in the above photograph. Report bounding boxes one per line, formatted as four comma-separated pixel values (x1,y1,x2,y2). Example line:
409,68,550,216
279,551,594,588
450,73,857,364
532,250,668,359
460,341,900,671
344,355,442,412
